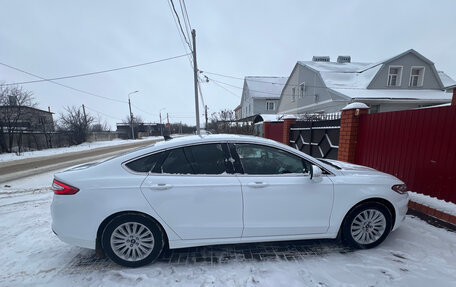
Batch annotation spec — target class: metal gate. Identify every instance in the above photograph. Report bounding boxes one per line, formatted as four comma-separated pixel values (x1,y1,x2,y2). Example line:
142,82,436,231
289,119,340,159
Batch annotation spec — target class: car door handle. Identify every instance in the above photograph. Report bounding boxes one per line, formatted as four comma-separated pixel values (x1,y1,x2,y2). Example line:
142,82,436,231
149,183,173,190
247,182,269,188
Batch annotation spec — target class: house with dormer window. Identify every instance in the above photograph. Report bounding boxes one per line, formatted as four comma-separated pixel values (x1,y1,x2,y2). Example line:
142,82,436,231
277,49,456,114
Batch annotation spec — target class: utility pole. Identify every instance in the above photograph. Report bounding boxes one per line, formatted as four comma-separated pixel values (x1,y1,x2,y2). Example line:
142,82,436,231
82,104,87,127
166,113,169,134
192,29,200,135
127,91,138,140
205,105,208,130
159,112,163,136
128,98,135,140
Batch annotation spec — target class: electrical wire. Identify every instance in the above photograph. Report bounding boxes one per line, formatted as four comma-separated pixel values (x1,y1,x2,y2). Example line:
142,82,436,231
168,0,192,51
209,78,241,98
179,0,192,45
202,70,368,90
84,105,123,121
166,0,194,69
2,53,190,86
0,62,127,104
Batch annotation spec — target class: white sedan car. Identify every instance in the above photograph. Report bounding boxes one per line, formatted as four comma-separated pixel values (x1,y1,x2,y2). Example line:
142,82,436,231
51,134,409,267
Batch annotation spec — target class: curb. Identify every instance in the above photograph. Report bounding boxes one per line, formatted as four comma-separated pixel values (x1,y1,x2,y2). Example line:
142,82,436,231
408,200,456,226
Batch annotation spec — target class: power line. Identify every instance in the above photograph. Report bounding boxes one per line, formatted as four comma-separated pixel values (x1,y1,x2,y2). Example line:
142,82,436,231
3,53,190,86
209,77,241,98
169,0,192,51
166,0,194,69
179,0,192,45
0,62,127,103
202,70,368,90
84,105,123,121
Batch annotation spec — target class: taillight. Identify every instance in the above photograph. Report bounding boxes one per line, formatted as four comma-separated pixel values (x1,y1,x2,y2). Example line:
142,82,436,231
52,179,79,195
392,184,407,194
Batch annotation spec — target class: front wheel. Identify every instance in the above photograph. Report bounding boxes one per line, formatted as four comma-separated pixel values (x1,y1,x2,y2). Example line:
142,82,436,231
101,213,165,267
342,202,392,249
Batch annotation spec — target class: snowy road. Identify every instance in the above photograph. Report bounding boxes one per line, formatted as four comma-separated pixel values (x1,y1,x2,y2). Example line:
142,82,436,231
1,172,456,287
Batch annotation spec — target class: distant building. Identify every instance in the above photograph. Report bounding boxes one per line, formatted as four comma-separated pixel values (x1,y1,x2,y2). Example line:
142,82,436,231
0,105,54,133
234,105,242,120
277,49,456,114
116,122,165,139
238,76,288,120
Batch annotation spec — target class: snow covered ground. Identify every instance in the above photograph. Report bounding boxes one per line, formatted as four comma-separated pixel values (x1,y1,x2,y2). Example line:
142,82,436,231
1,172,456,286
0,136,165,163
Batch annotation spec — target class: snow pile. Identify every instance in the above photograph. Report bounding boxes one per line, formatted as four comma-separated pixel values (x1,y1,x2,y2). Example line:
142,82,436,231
408,191,456,216
0,136,166,163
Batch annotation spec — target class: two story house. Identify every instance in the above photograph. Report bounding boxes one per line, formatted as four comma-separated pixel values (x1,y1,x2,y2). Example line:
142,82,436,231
277,49,456,114
239,76,288,120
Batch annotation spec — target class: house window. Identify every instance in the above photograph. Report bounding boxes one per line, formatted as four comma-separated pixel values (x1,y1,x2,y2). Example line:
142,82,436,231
387,66,402,86
409,67,425,87
266,102,275,111
292,87,296,102
370,105,380,113
299,83,305,98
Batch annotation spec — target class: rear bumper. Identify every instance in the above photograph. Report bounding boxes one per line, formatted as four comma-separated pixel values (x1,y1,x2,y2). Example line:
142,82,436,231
51,194,96,250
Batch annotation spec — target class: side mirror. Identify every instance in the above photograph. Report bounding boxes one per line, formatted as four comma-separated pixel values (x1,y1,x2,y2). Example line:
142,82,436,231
310,165,322,179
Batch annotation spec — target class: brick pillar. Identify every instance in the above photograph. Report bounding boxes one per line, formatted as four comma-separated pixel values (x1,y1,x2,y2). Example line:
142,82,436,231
452,88,456,106
337,103,369,163
282,117,296,146
263,122,271,139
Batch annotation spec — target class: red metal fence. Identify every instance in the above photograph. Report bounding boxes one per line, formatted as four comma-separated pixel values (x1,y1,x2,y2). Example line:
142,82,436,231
355,106,456,203
263,122,284,143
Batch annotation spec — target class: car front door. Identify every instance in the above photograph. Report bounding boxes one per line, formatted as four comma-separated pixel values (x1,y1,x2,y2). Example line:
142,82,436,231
231,143,334,238
140,143,243,240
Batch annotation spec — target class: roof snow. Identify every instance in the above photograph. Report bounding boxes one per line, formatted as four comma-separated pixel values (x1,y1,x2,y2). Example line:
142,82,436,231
332,88,453,101
299,61,382,89
298,59,455,100
438,71,456,88
245,76,288,99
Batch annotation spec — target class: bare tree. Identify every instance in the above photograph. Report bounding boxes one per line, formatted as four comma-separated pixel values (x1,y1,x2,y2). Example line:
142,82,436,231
0,84,36,153
90,113,111,132
59,106,94,145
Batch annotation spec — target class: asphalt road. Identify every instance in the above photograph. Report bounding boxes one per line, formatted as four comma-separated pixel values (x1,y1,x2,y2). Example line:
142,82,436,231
0,138,162,184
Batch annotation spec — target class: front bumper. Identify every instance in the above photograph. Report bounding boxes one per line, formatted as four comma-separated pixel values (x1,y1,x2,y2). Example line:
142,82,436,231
393,193,409,231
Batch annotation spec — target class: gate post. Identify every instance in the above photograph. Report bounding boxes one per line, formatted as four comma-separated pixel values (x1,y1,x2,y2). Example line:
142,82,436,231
282,116,296,146
452,88,456,106
263,121,271,139
338,103,369,163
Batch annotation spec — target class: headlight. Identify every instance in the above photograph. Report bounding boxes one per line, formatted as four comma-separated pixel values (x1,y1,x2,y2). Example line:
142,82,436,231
391,184,407,194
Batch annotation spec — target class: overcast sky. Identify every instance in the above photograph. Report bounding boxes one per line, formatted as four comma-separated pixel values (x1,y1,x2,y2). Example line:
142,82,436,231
1,0,455,128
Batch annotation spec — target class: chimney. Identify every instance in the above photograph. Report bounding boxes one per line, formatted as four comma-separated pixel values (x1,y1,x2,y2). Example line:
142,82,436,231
48,106,51,112
337,56,351,63
8,96,18,106
312,56,330,62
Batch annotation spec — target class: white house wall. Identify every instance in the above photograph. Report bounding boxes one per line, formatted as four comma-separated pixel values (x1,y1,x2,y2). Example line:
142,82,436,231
278,65,348,114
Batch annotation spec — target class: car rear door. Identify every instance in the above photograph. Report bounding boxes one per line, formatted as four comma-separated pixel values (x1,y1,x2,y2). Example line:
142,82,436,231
140,143,243,240
231,143,334,238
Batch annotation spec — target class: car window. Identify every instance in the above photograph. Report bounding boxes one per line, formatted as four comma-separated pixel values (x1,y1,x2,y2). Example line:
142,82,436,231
185,144,229,175
161,148,195,174
235,143,311,175
125,152,163,173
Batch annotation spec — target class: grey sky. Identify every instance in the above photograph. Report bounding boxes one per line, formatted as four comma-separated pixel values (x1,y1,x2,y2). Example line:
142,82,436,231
1,0,455,128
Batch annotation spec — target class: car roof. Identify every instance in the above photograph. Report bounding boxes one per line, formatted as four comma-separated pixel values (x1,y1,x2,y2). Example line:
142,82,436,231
109,134,338,175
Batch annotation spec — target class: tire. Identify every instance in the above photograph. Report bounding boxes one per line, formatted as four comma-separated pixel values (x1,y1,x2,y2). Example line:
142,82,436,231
342,202,392,249
101,213,165,267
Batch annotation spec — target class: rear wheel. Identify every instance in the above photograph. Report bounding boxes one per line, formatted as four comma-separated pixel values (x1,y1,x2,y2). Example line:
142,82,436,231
342,202,392,249
102,213,164,267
